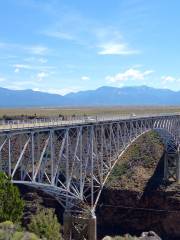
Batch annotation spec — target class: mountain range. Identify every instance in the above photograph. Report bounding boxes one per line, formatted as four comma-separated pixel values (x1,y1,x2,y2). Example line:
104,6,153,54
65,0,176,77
0,86,180,107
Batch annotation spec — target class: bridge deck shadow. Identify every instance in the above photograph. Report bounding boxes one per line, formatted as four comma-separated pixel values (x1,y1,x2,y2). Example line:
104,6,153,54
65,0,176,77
141,154,165,195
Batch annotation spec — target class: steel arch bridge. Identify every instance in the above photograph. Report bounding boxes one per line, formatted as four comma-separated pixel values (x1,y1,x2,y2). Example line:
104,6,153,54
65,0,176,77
0,114,180,239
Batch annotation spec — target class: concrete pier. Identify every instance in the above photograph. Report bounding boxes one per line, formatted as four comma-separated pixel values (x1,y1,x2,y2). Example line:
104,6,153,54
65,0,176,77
63,212,72,240
88,215,97,240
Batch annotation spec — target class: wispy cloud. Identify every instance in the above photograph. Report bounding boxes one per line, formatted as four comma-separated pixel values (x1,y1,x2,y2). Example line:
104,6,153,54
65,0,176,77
95,26,139,55
44,30,74,41
13,64,32,70
98,42,139,55
12,63,55,72
106,68,153,83
14,68,20,73
42,10,139,56
81,76,90,81
23,57,48,64
42,10,87,45
0,55,18,60
25,45,48,55
161,75,180,89
0,42,49,56
45,25,139,55
37,71,48,81
13,64,32,74
161,76,177,83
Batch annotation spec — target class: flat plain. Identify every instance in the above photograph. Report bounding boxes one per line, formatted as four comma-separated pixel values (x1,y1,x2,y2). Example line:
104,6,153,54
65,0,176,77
0,106,179,118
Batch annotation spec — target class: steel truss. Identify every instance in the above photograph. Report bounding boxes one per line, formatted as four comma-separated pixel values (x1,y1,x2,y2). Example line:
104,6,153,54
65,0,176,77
0,115,180,238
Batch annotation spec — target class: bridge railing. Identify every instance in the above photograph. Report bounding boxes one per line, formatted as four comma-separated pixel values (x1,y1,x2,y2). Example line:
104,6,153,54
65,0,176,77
0,112,179,131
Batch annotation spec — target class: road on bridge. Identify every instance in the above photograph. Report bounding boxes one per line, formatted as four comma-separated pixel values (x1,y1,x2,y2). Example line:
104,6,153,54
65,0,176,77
0,113,179,131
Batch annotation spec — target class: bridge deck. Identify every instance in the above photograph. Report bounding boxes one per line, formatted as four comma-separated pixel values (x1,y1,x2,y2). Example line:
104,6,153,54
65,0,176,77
0,113,179,132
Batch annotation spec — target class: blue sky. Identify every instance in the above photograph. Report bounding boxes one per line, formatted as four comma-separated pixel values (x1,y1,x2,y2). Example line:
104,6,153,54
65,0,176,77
0,0,180,95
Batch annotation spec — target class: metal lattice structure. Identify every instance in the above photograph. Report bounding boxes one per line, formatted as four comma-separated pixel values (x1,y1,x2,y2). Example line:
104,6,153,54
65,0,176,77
0,114,180,239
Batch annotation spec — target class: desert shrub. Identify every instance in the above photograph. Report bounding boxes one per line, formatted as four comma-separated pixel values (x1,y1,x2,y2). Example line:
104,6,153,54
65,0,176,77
0,172,24,223
107,162,129,184
12,232,40,240
0,220,15,230
28,208,62,240
0,221,14,239
0,221,40,240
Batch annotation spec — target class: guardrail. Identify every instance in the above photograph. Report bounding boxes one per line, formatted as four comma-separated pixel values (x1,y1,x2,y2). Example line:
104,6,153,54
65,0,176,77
0,112,179,131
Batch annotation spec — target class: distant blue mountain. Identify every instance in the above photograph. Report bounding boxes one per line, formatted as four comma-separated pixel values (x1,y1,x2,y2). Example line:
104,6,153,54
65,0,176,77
0,88,65,107
65,86,180,105
0,86,179,107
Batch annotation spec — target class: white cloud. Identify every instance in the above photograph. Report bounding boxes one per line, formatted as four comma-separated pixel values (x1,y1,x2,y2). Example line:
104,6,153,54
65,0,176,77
12,63,55,72
14,68,20,73
37,72,48,81
42,15,139,56
106,68,153,83
13,64,32,70
33,87,80,96
81,76,90,81
95,26,139,55
98,42,139,55
161,76,177,83
24,57,48,64
161,75,180,89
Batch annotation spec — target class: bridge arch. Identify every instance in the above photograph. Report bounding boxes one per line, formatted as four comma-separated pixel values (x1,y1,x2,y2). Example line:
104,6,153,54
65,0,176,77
9,127,179,213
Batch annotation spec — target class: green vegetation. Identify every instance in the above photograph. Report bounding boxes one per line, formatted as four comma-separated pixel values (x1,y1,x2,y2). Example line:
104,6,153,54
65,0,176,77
0,172,24,223
28,208,62,240
0,172,63,239
108,162,129,182
106,131,164,190
0,221,40,240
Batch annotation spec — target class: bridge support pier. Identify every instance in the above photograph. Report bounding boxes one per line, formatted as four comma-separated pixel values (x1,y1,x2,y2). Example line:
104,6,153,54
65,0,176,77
63,211,97,240
176,150,180,184
88,214,97,240
63,212,72,240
